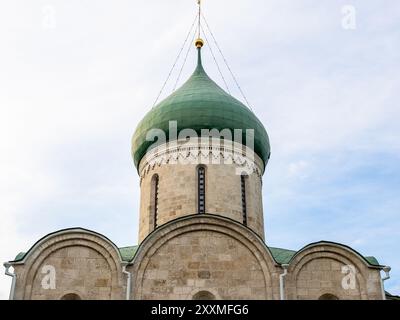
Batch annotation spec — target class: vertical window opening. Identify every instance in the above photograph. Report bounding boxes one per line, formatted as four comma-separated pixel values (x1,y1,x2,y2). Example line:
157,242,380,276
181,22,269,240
198,166,206,214
151,174,159,230
241,174,247,226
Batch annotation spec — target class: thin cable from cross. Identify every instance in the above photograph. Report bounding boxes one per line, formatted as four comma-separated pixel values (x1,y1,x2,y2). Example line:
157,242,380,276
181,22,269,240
201,13,253,111
200,24,231,94
152,14,198,108
173,25,199,91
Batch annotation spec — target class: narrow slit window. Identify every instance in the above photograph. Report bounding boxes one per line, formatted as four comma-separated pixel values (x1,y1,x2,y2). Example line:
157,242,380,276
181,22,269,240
198,167,206,214
241,174,247,225
152,174,159,230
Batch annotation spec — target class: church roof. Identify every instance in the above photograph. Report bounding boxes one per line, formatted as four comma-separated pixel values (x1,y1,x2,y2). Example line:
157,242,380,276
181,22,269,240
385,291,400,300
268,246,380,266
268,247,297,264
119,245,139,262
131,47,271,170
8,229,381,267
12,244,381,266
12,246,140,263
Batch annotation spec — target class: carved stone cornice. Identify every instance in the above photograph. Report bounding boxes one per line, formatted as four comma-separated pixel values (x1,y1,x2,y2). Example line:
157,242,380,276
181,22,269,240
138,139,265,181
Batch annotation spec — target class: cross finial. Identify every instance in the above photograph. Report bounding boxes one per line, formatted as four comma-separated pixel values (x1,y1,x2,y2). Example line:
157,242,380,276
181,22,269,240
195,0,204,47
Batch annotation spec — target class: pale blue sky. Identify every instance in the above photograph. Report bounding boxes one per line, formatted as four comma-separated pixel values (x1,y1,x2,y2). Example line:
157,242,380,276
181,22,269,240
0,0,399,298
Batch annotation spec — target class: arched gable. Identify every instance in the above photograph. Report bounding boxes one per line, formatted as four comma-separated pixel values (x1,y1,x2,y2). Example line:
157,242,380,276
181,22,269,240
11,228,124,300
286,241,382,300
130,214,280,300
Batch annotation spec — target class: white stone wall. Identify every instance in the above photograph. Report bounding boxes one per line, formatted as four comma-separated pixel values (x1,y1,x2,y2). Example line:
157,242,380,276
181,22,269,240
12,230,124,300
138,139,266,242
131,215,279,300
30,246,113,300
285,244,383,300
8,224,385,300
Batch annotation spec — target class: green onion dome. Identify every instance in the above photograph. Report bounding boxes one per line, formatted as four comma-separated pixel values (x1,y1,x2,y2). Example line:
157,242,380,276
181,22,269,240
131,48,270,170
